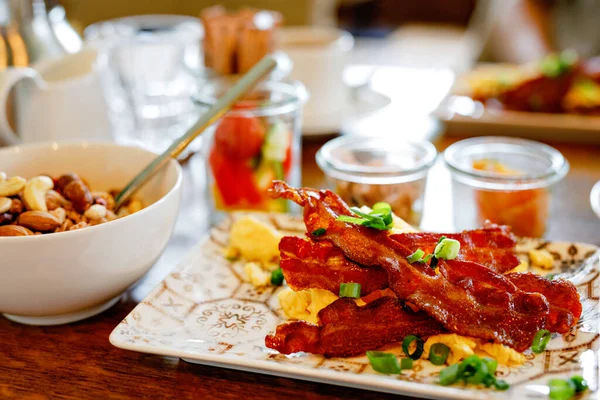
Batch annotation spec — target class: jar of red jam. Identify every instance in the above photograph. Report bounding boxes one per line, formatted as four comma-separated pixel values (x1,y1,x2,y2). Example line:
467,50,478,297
195,78,307,217
444,137,569,237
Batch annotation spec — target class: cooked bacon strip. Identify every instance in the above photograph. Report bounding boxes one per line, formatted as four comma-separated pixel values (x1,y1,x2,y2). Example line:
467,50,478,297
391,226,520,273
269,181,564,352
266,297,445,357
280,225,520,296
505,273,582,333
279,236,388,295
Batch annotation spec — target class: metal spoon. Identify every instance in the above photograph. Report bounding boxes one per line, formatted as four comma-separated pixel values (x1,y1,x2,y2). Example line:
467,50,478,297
114,55,279,211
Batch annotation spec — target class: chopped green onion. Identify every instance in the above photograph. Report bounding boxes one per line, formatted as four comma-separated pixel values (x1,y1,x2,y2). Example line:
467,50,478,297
434,238,461,260
407,249,426,263
439,363,460,386
437,236,447,244
482,357,498,375
546,273,556,281
548,378,576,400
400,358,413,370
494,379,510,391
429,343,450,366
366,351,401,374
459,355,489,384
271,268,284,286
531,329,551,354
569,376,588,393
372,202,391,212
337,215,368,225
311,228,326,237
339,282,361,298
402,335,424,360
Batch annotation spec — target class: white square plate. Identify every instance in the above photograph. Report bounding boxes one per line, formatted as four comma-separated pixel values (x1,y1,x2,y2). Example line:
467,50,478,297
110,213,599,400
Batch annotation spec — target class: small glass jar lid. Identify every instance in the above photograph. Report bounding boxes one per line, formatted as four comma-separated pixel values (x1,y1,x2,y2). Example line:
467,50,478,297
316,136,438,185
444,136,569,191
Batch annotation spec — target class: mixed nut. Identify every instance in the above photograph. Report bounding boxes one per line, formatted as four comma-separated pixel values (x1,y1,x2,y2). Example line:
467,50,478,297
0,172,143,237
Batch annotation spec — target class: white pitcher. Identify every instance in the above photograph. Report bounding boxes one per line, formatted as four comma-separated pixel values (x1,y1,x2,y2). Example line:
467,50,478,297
0,47,113,145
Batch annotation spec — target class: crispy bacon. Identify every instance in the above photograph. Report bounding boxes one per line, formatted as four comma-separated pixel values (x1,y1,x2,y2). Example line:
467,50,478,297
279,236,388,295
391,227,520,273
269,181,580,352
266,297,444,357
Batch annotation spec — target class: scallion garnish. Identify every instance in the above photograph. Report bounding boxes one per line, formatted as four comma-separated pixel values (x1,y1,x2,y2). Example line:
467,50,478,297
400,358,413,370
339,282,361,298
311,228,326,237
438,355,509,391
402,335,424,360
531,329,551,354
434,238,461,260
407,249,426,264
271,268,284,286
548,378,576,400
366,351,401,374
428,343,450,366
458,355,488,385
336,203,394,230
439,363,460,386
569,376,588,393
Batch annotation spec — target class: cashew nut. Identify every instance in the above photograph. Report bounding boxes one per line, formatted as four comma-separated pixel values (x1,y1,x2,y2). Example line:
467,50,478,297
0,197,11,213
84,204,107,220
0,176,26,197
23,176,54,212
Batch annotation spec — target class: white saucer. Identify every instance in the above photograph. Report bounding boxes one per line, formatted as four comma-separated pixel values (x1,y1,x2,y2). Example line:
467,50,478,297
3,294,122,326
302,86,391,137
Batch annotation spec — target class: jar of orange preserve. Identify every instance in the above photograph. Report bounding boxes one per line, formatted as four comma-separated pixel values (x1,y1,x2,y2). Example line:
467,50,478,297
444,137,569,238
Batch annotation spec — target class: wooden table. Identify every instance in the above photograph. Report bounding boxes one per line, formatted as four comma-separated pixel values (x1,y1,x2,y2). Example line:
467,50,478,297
2,133,599,400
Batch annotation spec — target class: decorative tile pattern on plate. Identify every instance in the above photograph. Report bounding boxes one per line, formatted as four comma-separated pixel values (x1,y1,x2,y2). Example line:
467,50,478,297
111,213,600,400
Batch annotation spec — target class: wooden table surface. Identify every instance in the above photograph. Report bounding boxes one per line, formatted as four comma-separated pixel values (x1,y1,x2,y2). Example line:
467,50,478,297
1,132,599,400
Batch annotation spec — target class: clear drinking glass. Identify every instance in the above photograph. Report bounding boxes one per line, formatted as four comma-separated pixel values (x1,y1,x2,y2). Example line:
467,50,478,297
316,136,438,227
85,15,203,151
194,78,308,218
444,137,569,237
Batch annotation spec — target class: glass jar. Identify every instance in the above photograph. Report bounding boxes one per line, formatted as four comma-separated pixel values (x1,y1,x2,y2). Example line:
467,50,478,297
316,136,437,227
444,137,569,237
195,78,307,217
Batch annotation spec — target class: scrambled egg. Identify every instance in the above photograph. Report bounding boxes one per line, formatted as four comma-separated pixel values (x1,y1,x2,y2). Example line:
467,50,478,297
423,334,525,366
508,257,529,273
227,216,282,264
528,249,554,269
244,262,272,287
278,288,339,324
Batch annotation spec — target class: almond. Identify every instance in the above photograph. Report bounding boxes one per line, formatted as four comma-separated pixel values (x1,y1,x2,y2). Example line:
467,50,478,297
0,225,33,236
18,211,61,232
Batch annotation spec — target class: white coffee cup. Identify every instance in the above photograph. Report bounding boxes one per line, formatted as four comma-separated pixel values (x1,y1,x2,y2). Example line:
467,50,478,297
0,47,113,145
279,27,354,118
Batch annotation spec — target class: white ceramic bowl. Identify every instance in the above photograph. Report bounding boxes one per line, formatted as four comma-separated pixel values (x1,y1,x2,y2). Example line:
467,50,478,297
0,141,182,325
591,180,600,219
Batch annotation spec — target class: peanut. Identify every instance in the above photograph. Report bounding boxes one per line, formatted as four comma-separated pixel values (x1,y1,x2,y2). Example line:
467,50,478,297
9,198,23,214
18,211,61,232
0,225,33,236
69,221,88,231
127,199,143,214
55,219,74,233
50,207,66,224
45,190,68,211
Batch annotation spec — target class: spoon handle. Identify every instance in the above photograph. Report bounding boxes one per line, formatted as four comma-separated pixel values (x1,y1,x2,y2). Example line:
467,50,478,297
114,55,278,210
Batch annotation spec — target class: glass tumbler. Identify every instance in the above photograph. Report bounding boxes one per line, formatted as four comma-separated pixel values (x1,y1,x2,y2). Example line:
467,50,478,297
316,136,438,227
444,137,569,237
195,78,308,217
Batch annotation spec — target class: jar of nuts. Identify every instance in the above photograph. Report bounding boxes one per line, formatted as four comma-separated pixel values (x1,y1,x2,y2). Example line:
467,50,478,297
0,172,144,237
316,136,437,227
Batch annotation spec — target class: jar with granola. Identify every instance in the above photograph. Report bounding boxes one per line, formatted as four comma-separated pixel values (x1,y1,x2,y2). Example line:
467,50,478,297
316,136,437,227
444,137,569,237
